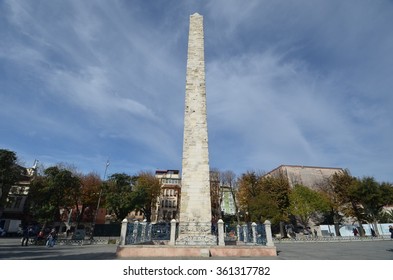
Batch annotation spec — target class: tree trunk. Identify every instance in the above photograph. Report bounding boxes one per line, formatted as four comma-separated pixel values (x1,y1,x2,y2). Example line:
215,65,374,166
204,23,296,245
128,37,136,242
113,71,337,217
334,223,341,236
333,212,341,236
144,208,151,223
351,201,365,237
373,220,379,236
279,221,286,238
359,224,365,237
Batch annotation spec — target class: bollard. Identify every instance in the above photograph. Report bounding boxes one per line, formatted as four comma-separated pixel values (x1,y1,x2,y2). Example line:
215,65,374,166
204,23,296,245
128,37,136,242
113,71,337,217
218,219,225,246
264,220,274,246
252,222,257,244
120,218,128,245
169,219,176,246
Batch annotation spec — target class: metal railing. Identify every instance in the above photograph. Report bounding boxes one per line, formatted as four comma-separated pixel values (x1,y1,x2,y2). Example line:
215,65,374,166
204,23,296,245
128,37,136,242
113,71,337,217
234,223,267,245
274,234,393,243
121,219,274,246
125,222,171,245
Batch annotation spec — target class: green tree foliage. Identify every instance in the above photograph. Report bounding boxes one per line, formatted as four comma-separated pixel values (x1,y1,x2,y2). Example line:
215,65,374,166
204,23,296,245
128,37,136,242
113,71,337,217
380,209,393,223
130,171,161,223
237,171,262,216
260,173,291,236
261,174,291,222
104,171,160,222
318,172,347,236
248,192,281,223
28,176,53,224
327,171,393,236
0,149,23,216
289,184,330,227
355,177,393,235
28,166,81,226
329,170,366,236
104,173,136,222
237,171,262,221
237,171,291,226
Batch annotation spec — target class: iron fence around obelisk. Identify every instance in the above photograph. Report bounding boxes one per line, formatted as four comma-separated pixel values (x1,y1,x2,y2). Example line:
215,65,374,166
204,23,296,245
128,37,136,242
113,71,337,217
123,220,270,246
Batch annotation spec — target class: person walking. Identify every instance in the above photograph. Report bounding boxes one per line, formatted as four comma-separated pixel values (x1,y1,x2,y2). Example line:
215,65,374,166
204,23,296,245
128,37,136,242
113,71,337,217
21,226,29,246
46,228,57,247
389,225,393,239
35,230,45,245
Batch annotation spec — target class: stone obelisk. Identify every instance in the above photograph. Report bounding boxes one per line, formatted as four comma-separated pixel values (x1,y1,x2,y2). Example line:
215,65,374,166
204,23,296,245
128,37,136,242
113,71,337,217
176,13,216,246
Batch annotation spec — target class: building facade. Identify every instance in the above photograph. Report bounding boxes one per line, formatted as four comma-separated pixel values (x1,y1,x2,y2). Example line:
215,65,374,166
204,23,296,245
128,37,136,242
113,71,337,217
0,160,38,234
154,170,181,223
220,185,236,216
265,164,344,190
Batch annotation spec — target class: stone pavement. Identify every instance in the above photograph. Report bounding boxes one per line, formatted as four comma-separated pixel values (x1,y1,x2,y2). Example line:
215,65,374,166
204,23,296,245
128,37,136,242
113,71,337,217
0,238,118,260
0,237,392,260
273,240,393,260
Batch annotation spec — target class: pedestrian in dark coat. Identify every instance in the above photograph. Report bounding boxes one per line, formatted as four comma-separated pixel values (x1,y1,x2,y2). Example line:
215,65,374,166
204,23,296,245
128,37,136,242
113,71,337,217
21,226,29,246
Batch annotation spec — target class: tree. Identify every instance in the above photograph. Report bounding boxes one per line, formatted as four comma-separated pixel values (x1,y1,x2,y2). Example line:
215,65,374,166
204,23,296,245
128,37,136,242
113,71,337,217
248,191,281,224
330,170,366,236
77,172,102,225
380,209,393,223
130,171,161,222
210,168,221,222
318,172,346,236
355,177,393,235
289,184,330,228
237,171,263,222
0,149,23,217
260,173,291,236
28,166,81,227
104,173,136,222
237,170,291,232
46,166,81,222
27,176,53,224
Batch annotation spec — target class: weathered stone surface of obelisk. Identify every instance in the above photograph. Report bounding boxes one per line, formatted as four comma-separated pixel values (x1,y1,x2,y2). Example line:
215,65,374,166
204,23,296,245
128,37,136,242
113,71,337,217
176,13,216,246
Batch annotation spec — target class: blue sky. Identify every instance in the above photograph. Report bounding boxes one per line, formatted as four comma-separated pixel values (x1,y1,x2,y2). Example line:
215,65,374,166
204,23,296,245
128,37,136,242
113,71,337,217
1,1,392,182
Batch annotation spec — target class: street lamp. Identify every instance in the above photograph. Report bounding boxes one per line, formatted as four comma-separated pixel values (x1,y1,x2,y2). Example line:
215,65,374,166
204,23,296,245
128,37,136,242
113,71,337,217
91,160,109,240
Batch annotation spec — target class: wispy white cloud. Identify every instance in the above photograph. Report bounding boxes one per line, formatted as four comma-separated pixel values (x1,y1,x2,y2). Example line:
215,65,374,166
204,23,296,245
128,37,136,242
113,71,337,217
1,0,392,181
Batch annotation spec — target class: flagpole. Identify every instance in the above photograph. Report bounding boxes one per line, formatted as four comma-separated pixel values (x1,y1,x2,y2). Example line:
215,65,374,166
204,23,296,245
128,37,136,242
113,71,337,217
91,160,109,240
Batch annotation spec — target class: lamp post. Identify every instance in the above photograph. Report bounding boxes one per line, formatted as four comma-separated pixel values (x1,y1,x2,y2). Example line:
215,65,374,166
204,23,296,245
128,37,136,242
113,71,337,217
91,160,109,240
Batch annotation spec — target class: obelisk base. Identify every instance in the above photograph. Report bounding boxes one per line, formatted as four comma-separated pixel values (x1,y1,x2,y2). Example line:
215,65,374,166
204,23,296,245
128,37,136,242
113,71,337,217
175,222,217,246
176,233,217,246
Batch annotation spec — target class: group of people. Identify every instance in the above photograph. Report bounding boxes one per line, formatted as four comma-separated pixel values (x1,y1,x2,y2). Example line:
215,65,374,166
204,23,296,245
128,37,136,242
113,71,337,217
20,226,35,246
20,226,57,247
352,225,393,238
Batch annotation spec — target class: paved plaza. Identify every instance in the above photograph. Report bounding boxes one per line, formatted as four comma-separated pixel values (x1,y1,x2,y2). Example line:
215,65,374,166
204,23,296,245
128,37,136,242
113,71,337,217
0,237,392,260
